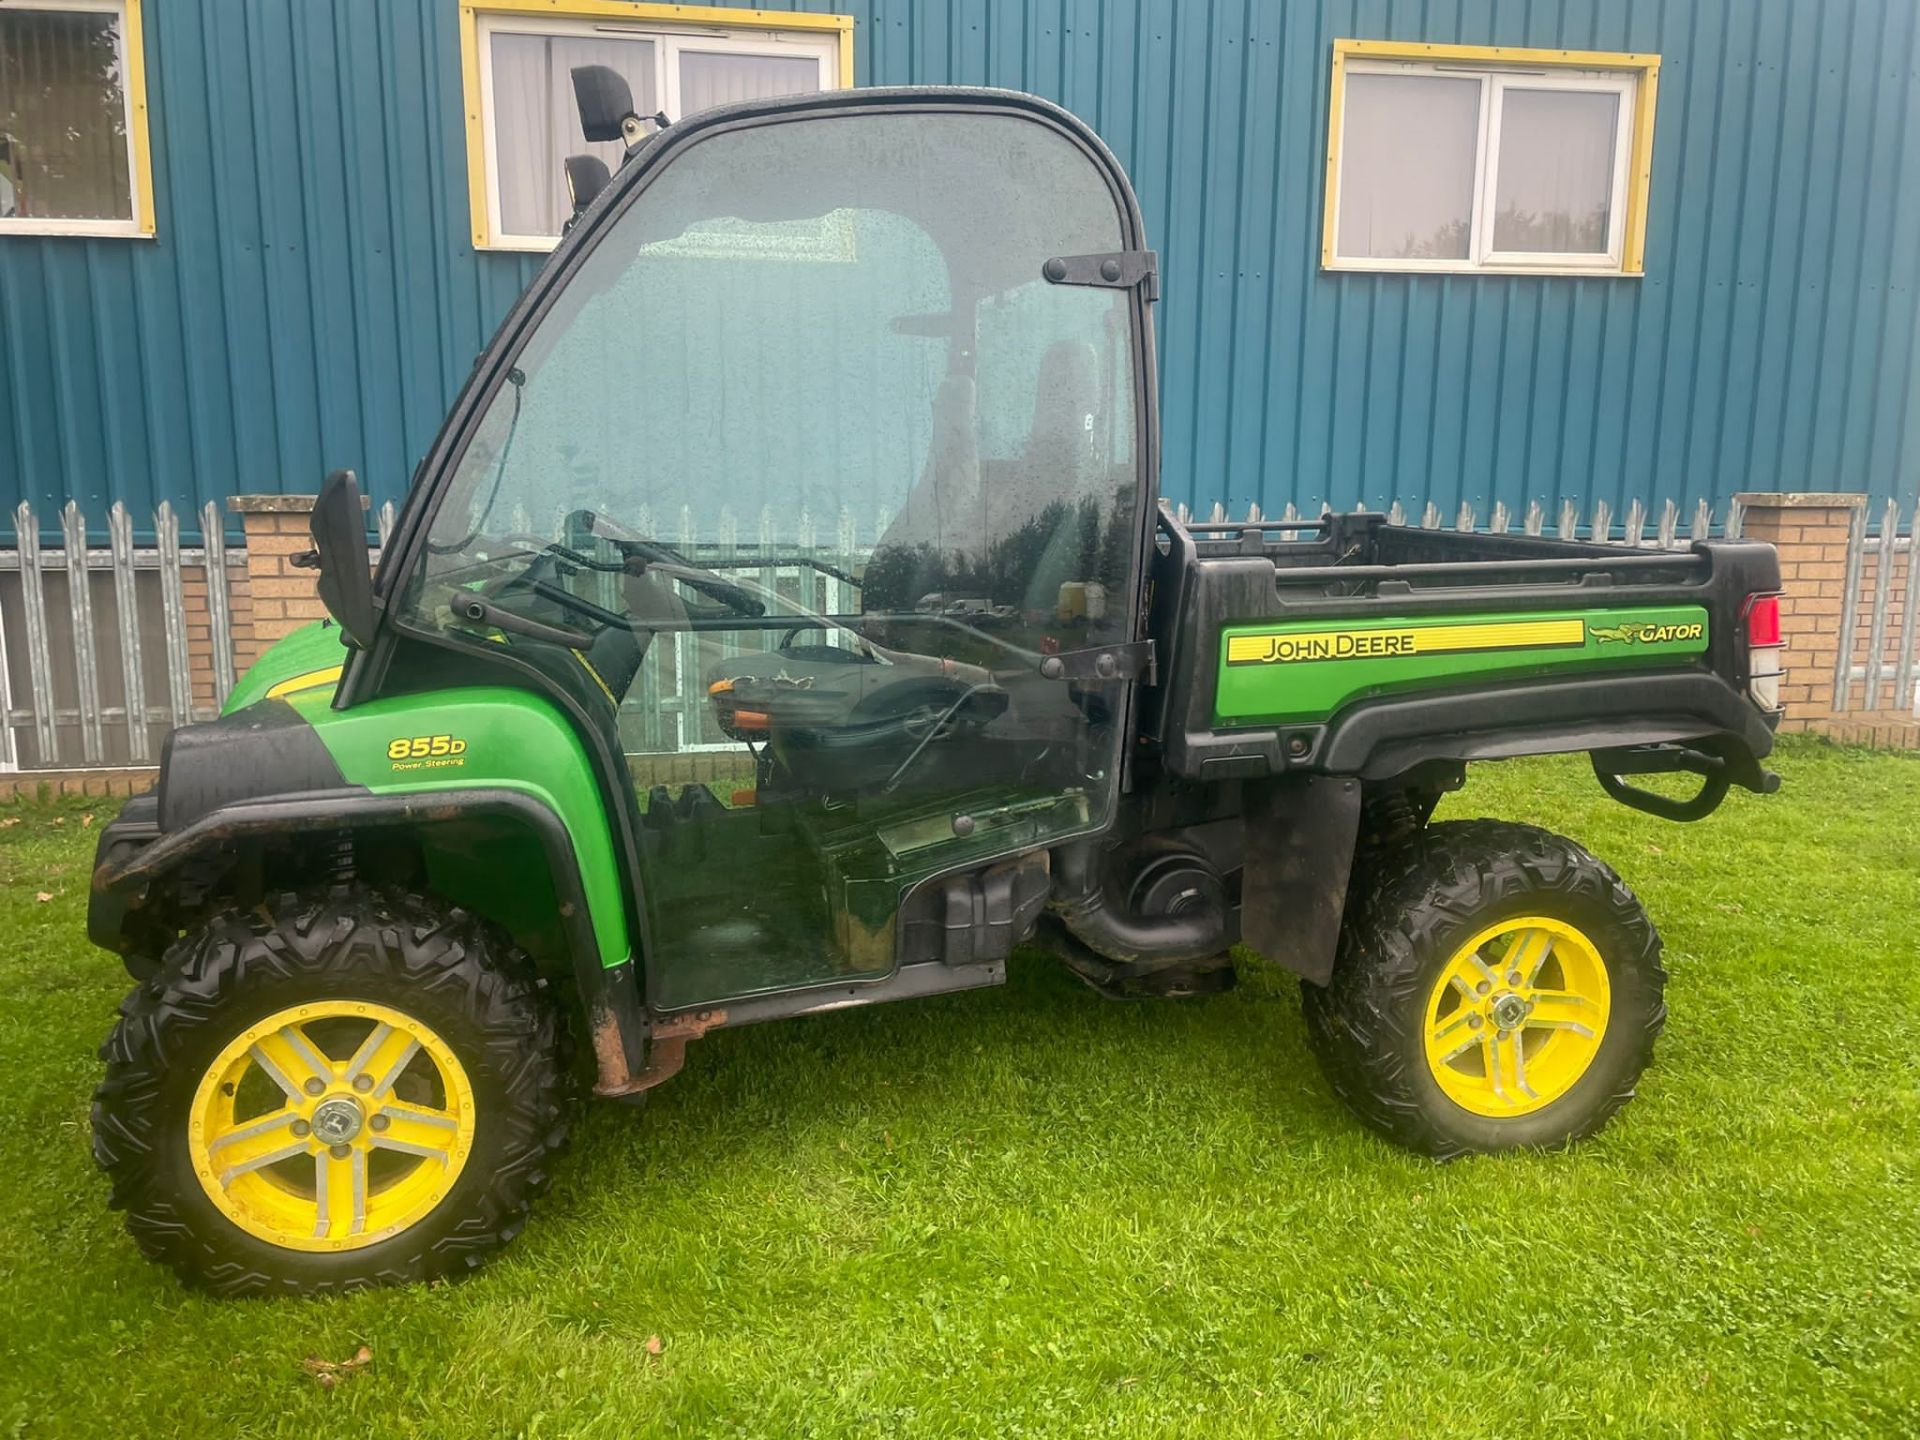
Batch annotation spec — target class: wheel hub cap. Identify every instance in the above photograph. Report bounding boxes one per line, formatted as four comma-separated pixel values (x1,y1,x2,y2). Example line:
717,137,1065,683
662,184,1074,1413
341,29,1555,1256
1422,916,1613,1118
186,1001,477,1253
1490,993,1529,1031
309,1097,364,1145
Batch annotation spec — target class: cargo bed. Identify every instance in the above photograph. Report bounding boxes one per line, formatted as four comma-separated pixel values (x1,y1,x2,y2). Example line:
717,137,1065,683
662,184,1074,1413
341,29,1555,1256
1143,508,1782,801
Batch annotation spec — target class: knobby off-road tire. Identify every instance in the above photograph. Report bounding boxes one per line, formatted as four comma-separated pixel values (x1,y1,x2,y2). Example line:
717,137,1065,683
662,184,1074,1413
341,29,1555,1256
93,888,569,1296
1302,820,1666,1157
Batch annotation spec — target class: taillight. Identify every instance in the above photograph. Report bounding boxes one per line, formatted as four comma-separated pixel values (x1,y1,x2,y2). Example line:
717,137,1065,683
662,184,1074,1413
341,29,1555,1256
1742,592,1784,711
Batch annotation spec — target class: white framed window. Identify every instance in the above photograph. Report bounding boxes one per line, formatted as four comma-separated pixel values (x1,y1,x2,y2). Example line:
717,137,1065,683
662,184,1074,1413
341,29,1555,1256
1323,40,1660,276
459,2,852,252
0,0,154,238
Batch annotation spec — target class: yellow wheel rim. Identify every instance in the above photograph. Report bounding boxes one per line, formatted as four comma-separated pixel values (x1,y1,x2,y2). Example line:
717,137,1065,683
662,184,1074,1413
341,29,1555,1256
187,1001,477,1253
1422,916,1611,1119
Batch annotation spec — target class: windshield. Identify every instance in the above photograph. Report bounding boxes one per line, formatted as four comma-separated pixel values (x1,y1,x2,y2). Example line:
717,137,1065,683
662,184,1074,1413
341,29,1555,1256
399,105,1140,752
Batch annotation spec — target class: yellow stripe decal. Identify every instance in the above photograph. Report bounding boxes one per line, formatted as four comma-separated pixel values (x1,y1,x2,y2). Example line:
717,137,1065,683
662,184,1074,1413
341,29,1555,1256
264,665,344,699
571,650,618,706
1226,619,1586,666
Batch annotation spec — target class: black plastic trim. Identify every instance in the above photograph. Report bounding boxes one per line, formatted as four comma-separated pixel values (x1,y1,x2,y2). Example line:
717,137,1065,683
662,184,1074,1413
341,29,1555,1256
1317,671,1777,781
157,699,349,832
675,955,1008,1032
90,787,643,1060
1239,774,1362,986
85,791,160,957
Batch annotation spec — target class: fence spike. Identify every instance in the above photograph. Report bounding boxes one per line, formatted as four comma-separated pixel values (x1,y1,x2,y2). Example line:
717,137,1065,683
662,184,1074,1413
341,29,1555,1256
1692,499,1712,541
1420,502,1440,529
152,503,192,733
1245,501,1262,524
14,502,57,764
1282,501,1301,524
1556,499,1579,540
1624,498,1646,547
1725,497,1745,539
0,547,12,769
108,503,149,762
60,503,105,765
1456,503,1475,532
1489,501,1510,534
376,501,396,549
201,501,236,707
1832,501,1869,712
1207,501,1226,524
1592,500,1613,544
1865,499,1899,709
1386,500,1405,526
1893,502,1919,718
1523,501,1544,536
1656,499,1678,549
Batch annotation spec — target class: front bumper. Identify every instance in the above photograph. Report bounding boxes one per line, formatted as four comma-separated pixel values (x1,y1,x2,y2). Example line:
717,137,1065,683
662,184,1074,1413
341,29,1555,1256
87,790,162,965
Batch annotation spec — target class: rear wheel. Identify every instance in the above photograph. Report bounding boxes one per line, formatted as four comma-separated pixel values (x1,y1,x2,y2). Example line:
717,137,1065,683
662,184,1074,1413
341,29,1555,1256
1303,820,1665,1157
93,889,568,1295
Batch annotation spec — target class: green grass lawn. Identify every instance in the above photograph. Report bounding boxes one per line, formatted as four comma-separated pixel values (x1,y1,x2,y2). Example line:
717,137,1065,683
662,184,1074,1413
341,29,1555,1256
2,737,1917,1437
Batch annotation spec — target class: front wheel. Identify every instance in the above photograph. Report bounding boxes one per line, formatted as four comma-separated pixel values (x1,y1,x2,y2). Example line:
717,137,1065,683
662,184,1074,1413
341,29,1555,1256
1303,820,1665,1157
92,889,569,1295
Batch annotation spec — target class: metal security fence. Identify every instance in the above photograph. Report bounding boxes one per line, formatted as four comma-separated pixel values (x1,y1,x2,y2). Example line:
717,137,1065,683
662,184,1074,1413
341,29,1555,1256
1833,500,1920,717
550,505,870,757
1174,495,1728,547
2,502,243,771
0,492,1754,775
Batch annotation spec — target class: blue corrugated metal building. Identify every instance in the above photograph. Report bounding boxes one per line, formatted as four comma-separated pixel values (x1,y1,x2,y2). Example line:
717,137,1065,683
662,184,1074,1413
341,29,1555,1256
1,0,1916,543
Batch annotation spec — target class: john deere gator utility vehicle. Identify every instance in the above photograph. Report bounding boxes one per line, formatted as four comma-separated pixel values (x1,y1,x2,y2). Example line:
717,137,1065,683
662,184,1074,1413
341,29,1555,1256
88,82,1783,1295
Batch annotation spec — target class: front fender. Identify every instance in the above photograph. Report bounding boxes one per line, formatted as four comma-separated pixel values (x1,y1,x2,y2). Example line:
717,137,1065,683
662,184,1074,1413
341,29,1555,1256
93,787,588,941
89,785,647,1078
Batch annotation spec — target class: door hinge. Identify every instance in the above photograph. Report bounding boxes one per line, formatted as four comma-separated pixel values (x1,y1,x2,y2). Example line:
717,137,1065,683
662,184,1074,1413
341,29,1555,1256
1042,250,1159,302
1036,639,1156,684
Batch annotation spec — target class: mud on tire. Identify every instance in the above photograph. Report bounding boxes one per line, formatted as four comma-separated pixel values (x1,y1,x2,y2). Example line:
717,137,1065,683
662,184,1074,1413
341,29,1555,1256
1302,820,1666,1158
92,888,569,1296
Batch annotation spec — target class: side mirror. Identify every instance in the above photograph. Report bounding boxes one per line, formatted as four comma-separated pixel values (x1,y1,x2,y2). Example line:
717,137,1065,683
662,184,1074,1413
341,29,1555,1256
310,469,377,649
572,65,647,148
563,154,611,220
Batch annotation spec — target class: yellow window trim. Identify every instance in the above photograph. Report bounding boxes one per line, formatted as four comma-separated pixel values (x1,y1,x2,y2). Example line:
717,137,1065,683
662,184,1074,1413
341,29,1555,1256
1322,38,1660,278
458,1,856,252
0,0,156,239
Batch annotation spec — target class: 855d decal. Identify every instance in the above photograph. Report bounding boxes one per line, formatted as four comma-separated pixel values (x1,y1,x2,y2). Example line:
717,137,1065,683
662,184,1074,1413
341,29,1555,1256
386,734,468,771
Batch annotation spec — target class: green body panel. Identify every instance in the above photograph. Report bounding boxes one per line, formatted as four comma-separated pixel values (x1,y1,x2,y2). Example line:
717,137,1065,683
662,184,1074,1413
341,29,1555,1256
221,621,349,714
278,684,632,968
1215,605,1711,726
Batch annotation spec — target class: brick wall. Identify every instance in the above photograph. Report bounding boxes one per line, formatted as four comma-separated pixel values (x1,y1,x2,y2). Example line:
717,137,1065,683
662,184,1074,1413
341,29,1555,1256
228,495,332,670
183,557,253,712
0,768,157,801
1736,491,1919,750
